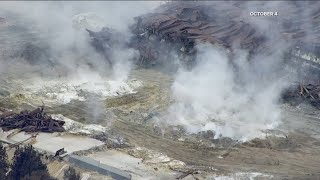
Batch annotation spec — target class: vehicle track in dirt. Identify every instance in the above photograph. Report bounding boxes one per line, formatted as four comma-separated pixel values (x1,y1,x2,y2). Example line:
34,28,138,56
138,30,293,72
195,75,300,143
2,68,320,179
112,113,320,179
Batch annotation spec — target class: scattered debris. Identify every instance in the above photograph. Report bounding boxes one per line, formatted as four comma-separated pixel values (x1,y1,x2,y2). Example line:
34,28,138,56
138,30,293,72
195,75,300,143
87,27,128,66
128,147,186,170
52,114,107,135
242,138,272,149
198,130,215,141
0,106,65,133
88,2,320,67
131,2,265,56
282,83,320,108
212,137,238,148
55,148,67,157
242,135,301,151
176,170,199,180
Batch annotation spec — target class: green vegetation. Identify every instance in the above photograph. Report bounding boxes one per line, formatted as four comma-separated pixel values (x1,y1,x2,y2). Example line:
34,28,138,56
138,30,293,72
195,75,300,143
9,145,54,180
0,143,9,180
63,166,80,180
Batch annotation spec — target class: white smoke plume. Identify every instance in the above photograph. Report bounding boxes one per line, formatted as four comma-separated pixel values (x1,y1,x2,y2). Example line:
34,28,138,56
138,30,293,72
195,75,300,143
0,1,307,139
0,2,160,125
162,43,289,141
0,1,160,77
152,1,306,141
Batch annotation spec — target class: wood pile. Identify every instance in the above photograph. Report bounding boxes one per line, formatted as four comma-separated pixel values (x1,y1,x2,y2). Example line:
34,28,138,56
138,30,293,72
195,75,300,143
0,106,65,133
88,1,320,66
282,83,320,108
132,2,265,54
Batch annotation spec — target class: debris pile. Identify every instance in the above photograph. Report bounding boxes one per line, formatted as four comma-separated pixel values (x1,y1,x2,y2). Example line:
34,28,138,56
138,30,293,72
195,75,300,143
130,1,320,63
86,27,128,66
282,83,320,108
131,2,266,55
0,106,65,133
88,1,320,67
87,2,268,66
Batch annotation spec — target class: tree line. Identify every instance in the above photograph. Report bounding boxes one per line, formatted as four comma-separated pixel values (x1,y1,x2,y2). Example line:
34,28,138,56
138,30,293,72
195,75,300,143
0,143,80,180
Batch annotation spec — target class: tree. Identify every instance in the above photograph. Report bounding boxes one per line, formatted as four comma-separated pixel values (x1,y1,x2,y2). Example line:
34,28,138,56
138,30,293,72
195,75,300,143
21,170,56,180
9,145,51,180
0,143,9,180
64,166,80,180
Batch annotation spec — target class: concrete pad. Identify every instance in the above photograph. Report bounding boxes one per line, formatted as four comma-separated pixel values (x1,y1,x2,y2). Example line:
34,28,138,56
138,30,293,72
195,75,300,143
86,150,179,180
69,155,131,180
33,135,104,154
0,129,104,155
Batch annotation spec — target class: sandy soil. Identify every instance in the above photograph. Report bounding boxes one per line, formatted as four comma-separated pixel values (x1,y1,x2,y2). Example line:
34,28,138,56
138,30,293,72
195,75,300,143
86,149,180,180
102,69,320,179
2,68,320,179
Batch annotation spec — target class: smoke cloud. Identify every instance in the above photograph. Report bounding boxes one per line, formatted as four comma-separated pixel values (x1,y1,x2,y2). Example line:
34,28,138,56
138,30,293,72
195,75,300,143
154,1,303,141
0,1,310,140
0,1,160,77
0,2,160,126
161,43,290,141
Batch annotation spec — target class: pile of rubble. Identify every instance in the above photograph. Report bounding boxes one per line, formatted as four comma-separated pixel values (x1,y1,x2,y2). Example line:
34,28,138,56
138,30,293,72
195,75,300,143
131,2,266,56
86,27,127,66
0,106,65,133
282,83,320,108
87,1,320,67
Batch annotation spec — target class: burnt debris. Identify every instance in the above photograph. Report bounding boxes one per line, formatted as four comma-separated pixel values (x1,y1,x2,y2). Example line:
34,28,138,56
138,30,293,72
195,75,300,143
87,1,320,67
0,106,65,133
86,27,128,67
282,83,320,108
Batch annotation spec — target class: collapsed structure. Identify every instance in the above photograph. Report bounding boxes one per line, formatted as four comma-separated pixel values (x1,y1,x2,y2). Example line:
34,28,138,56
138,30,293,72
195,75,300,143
0,106,65,133
282,83,320,108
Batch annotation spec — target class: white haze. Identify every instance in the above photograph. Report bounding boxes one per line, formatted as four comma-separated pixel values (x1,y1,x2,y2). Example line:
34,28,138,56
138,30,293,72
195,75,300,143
0,1,160,78
162,44,290,141
0,2,301,139
151,1,308,141
157,1,298,141
0,1,160,125
0,1,160,92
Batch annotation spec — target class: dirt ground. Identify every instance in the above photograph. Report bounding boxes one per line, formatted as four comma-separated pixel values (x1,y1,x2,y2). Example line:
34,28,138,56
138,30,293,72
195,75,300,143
2,68,320,179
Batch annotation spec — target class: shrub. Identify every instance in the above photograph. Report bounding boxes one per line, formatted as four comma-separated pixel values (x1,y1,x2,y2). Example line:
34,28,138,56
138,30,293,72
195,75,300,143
9,145,51,180
64,166,80,180
0,143,9,180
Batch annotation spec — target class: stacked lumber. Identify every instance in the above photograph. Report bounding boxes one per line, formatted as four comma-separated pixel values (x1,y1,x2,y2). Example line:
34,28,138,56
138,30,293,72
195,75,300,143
88,1,320,66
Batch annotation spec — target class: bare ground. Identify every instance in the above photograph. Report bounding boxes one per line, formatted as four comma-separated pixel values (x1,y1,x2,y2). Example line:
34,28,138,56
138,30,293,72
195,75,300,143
2,69,320,179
